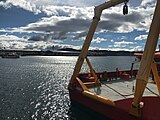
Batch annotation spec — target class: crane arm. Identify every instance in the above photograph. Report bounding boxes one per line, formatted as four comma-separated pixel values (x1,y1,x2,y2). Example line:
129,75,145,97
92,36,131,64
70,0,126,83
94,0,127,19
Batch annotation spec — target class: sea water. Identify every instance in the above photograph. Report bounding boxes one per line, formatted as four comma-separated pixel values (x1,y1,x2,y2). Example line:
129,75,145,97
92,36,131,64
0,56,139,120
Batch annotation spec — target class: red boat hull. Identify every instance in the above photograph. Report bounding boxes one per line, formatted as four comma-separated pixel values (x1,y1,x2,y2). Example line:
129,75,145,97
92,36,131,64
69,89,160,120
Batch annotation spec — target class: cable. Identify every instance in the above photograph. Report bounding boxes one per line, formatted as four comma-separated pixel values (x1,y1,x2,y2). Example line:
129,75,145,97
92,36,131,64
102,82,134,98
146,87,160,97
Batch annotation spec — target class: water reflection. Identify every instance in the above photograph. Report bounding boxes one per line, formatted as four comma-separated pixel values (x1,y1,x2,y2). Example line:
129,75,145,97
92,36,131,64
0,56,137,120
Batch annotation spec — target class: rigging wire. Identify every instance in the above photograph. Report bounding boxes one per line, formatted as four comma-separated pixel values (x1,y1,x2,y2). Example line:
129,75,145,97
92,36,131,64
146,86,160,97
101,82,134,98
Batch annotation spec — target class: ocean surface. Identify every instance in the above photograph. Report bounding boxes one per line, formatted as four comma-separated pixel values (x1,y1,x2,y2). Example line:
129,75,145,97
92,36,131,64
0,56,139,120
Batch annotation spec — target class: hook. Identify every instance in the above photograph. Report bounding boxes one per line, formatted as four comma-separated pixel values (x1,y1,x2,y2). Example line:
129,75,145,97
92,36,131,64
123,0,129,15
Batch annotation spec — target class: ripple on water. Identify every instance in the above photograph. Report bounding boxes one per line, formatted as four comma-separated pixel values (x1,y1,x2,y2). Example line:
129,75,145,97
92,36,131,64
0,56,135,119
28,57,74,120
0,56,77,120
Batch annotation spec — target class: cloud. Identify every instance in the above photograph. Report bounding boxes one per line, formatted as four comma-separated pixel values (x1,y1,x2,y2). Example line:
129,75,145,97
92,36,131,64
9,4,151,46
73,31,87,40
26,18,90,33
3,0,144,12
0,34,82,50
120,36,128,40
92,37,106,43
132,45,143,51
135,34,147,40
106,47,133,51
129,0,142,7
0,34,28,49
0,0,11,9
141,0,156,6
0,34,25,41
23,17,91,41
28,35,45,41
114,41,134,45
28,33,65,42
0,0,157,51
2,0,105,15
19,0,106,8
2,1,156,35
114,40,134,47
21,2,155,37
5,0,41,14
99,8,152,32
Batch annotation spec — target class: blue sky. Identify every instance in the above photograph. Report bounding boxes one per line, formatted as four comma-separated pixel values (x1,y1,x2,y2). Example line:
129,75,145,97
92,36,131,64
0,0,159,51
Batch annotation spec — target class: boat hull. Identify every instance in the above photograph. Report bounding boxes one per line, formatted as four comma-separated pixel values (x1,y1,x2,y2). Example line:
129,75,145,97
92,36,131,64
69,88,160,120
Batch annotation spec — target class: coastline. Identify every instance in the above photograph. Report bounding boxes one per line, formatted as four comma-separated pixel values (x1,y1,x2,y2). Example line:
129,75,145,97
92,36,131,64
0,49,142,57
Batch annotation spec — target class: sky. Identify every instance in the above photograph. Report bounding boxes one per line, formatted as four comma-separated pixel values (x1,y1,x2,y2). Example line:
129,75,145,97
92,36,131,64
0,0,159,51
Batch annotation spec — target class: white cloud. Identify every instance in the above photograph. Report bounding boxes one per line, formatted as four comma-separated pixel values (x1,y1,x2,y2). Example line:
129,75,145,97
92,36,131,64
4,0,145,13
106,47,132,51
135,34,147,41
114,40,134,45
114,40,135,48
129,0,142,7
18,5,155,36
120,36,127,40
41,5,94,18
29,0,106,7
0,34,25,41
0,1,11,9
0,0,157,51
4,0,105,15
92,37,106,43
0,35,82,50
110,40,114,42
1,0,156,35
132,46,143,51
141,0,156,6
6,0,41,14
0,34,30,49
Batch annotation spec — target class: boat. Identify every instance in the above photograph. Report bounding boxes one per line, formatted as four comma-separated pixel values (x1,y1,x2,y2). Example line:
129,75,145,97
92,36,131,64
1,52,20,58
134,52,160,74
134,52,160,62
68,0,160,119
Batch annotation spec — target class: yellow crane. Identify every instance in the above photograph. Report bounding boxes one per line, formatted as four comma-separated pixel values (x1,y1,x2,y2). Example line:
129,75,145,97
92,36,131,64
69,0,160,117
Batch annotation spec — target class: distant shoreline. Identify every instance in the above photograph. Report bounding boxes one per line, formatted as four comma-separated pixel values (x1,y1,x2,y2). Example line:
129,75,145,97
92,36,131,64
0,49,142,57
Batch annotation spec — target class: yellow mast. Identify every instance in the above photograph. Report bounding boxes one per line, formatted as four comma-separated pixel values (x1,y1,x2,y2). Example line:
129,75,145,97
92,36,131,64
151,61,160,95
130,0,160,117
70,0,126,84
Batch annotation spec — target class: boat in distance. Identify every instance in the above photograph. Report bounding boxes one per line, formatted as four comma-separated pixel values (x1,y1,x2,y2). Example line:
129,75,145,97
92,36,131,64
134,52,160,62
1,52,20,58
68,0,160,120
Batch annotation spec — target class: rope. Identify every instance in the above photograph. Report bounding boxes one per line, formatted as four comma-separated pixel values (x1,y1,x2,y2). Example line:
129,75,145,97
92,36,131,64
146,87,160,97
